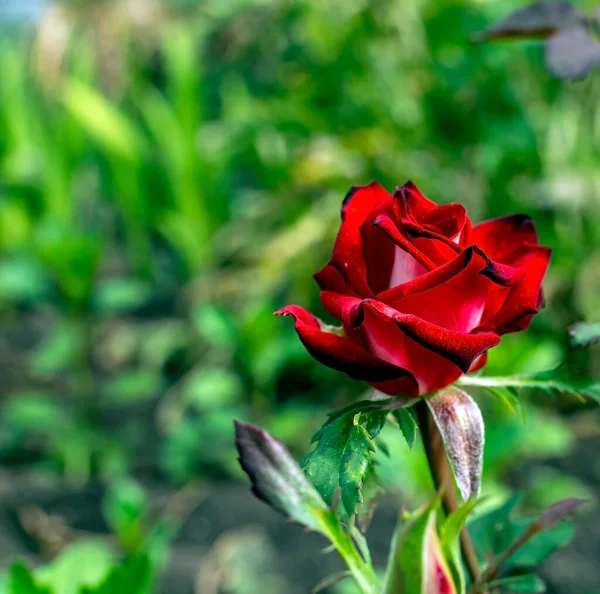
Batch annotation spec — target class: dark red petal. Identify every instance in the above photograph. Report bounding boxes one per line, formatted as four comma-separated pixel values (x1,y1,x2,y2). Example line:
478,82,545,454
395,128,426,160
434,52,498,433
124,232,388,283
372,214,435,282
392,181,437,220
328,181,392,296
347,300,500,393
377,246,520,304
384,250,512,333
320,291,361,325
314,264,356,294
275,305,410,383
480,245,551,334
400,218,462,254
472,214,540,262
468,352,488,373
352,301,492,394
371,375,420,397
361,211,397,294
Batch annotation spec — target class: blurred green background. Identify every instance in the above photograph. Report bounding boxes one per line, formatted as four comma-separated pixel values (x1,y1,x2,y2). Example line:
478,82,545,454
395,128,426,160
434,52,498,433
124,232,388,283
0,0,599,592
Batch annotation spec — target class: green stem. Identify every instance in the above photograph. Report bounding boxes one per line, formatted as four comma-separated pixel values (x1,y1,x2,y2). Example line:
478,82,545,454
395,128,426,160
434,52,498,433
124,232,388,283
321,516,380,594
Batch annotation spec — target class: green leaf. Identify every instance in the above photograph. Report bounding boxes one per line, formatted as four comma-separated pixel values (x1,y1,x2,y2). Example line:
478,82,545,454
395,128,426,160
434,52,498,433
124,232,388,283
312,571,351,593
94,280,152,314
470,496,584,568
469,494,523,563
392,408,418,449
569,322,600,348
302,412,382,518
79,554,152,594
9,564,51,594
104,371,163,406
103,478,148,552
459,364,600,403
340,425,375,518
62,80,146,163
356,467,382,533
440,499,480,594
36,540,116,594
488,573,546,593
484,386,526,422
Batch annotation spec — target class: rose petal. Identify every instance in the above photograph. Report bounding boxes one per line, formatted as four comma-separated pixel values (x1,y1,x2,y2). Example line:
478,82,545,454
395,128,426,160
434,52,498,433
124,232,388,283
472,213,540,262
349,300,500,393
480,244,551,334
328,181,392,295
372,213,435,287
275,305,411,383
392,180,437,221
314,263,351,294
387,248,512,333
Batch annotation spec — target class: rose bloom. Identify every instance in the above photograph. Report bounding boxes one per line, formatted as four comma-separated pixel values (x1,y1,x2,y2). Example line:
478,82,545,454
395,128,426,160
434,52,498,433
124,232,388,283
276,181,551,397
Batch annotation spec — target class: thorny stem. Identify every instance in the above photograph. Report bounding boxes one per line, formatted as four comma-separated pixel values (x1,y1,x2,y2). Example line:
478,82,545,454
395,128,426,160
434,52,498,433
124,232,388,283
416,401,482,584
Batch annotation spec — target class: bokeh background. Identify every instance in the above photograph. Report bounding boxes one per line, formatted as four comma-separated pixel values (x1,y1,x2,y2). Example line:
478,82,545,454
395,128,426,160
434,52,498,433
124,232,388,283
0,0,599,592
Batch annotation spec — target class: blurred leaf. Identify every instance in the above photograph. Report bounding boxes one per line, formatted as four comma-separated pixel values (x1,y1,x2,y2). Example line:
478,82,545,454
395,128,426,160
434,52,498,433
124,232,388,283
469,496,583,568
36,233,102,308
104,371,163,406
473,1,586,41
192,305,238,349
3,392,70,436
469,494,520,562
235,420,333,534
313,571,352,593
79,554,152,594
36,540,116,594
426,387,484,501
30,322,81,376
183,368,241,410
488,573,546,593
103,478,148,552
0,257,49,303
569,321,600,348
94,280,152,314
62,80,146,162
545,26,600,79
392,408,418,449
8,564,50,594
483,386,526,422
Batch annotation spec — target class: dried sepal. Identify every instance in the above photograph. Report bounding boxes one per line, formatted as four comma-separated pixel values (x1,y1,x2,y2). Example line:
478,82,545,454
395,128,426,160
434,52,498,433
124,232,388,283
426,386,484,501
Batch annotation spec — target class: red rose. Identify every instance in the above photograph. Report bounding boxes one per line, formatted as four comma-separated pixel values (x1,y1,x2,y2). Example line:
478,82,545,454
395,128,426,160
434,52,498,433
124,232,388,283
276,181,551,396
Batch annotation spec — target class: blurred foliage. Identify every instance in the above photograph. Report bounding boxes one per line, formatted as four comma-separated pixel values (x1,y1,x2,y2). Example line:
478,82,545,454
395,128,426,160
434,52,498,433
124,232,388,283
0,0,599,590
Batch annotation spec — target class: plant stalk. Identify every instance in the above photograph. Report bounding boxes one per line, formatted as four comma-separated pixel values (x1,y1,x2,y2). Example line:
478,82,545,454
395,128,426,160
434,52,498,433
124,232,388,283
324,518,380,594
416,401,481,583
